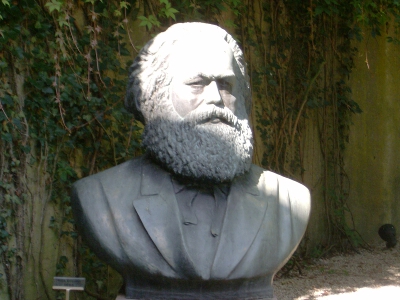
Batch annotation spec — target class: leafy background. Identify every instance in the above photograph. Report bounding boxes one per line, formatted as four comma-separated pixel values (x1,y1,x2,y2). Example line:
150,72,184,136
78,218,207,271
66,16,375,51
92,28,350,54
0,0,399,299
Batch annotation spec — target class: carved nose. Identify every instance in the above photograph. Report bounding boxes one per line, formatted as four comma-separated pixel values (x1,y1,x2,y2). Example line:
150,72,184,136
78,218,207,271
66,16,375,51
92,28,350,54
204,81,223,106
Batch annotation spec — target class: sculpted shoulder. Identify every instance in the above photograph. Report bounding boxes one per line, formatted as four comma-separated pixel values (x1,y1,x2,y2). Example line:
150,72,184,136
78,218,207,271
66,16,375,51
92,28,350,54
71,157,144,239
70,157,145,270
251,164,311,241
73,156,143,191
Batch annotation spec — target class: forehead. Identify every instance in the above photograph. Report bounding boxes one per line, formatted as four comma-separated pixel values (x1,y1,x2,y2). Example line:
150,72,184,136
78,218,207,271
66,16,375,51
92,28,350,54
168,37,236,78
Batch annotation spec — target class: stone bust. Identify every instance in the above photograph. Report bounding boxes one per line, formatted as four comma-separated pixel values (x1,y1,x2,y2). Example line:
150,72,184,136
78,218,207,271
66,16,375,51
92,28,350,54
71,22,311,300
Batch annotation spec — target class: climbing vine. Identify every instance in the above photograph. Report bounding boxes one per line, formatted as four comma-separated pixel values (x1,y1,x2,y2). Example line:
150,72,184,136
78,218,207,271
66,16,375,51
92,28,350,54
231,0,400,255
1,1,144,299
0,0,399,299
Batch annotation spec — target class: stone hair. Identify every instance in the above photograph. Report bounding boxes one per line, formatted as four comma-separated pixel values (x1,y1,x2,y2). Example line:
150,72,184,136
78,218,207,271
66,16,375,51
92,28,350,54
125,22,251,124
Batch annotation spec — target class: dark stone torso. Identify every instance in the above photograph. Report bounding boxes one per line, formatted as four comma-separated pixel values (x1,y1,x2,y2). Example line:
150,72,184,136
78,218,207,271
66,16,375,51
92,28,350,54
71,156,310,299
174,182,228,279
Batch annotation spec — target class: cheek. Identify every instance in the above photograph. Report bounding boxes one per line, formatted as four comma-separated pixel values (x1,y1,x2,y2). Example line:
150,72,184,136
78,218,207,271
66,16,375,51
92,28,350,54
221,91,237,112
170,84,201,117
232,95,248,119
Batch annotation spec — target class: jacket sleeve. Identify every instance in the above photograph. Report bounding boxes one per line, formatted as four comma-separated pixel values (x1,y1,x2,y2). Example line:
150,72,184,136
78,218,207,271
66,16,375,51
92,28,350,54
71,175,126,270
288,179,311,245
275,174,311,265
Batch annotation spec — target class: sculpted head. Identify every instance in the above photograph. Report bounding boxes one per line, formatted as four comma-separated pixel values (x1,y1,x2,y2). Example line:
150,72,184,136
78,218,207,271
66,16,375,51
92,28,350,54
125,23,253,183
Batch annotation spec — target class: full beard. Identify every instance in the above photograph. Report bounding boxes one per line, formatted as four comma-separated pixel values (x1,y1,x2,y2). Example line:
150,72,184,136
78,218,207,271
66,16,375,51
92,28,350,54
142,105,253,183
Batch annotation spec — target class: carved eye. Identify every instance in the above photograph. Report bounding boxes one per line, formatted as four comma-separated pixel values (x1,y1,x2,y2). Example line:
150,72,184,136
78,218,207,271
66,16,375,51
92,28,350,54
189,83,204,93
189,81,205,86
217,79,232,91
187,78,209,93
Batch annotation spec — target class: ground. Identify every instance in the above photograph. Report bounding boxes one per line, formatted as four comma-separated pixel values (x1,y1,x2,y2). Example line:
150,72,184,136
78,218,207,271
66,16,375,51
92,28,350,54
274,243,400,299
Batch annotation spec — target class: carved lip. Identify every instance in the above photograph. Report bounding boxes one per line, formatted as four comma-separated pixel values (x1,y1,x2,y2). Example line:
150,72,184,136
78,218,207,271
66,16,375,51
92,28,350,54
187,106,238,127
210,117,222,124
201,117,231,126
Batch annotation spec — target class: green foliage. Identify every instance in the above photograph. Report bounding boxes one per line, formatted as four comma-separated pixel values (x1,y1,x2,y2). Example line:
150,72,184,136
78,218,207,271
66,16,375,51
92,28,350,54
0,0,399,298
45,0,63,13
160,0,179,20
138,14,161,30
234,0,398,253
0,0,145,298
138,0,179,30
0,0,10,20
351,0,400,37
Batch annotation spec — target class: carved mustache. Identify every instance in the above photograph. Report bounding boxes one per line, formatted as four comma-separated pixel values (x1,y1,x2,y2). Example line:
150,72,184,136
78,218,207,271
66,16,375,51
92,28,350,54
184,105,238,127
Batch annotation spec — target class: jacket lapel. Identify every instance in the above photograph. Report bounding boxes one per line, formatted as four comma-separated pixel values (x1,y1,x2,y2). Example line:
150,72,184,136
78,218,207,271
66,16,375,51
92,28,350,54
211,167,268,279
132,160,198,278
133,161,268,280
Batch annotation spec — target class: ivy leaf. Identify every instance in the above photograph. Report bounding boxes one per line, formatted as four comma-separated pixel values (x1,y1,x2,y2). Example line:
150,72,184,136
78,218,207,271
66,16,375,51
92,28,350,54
42,87,54,94
138,15,152,30
225,19,237,28
45,0,63,13
82,114,92,121
148,15,160,27
1,133,12,142
0,229,9,238
96,280,104,290
138,15,160,30
120,1,130,9
229,0,241,7
57,161,77,182
1,0,10,17
57,15,69,28
158,0,178,20
163,7,178,20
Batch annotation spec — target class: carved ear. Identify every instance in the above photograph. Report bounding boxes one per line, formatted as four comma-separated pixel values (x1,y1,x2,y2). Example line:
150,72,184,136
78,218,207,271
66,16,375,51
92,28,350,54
132,95,145,124
124,87,145,124
134,94,141,113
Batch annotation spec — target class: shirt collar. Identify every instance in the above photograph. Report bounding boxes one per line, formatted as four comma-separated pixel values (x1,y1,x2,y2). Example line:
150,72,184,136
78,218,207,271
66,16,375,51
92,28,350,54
172,178,230,196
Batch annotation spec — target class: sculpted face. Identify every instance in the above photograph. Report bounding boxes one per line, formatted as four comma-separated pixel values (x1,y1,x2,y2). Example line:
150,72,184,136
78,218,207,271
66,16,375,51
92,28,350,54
141,33,253,183
169,38,243,122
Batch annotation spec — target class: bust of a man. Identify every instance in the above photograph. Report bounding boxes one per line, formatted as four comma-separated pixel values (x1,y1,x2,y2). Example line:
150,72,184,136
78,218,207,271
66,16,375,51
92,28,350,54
71,22,310,300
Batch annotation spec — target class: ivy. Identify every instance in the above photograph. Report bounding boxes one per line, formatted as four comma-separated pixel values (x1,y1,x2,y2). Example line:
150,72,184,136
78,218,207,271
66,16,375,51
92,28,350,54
0,0,399,298
160,0,179,20
138,15,161,30
0,0,144,298
232,0,399,254
44,0,63,13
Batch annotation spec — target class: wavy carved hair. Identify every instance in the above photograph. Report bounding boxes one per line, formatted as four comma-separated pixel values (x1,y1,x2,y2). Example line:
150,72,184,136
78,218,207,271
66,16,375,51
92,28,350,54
125,22,251,124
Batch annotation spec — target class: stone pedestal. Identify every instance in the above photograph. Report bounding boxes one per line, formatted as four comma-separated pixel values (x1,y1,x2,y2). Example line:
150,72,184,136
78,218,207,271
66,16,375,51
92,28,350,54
115,294,278,300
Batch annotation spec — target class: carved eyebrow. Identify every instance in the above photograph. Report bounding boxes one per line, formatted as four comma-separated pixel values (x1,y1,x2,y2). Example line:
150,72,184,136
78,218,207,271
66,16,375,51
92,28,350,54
183,75,208,84
183,72,236,84
217,73,236,82
218,72,236,79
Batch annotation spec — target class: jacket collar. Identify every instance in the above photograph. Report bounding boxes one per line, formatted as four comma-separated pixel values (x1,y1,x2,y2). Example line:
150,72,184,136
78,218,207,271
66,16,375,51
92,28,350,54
134,159,267,279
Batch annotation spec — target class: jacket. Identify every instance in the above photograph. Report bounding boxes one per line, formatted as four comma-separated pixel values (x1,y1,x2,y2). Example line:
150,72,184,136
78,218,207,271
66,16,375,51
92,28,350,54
71,156,310,299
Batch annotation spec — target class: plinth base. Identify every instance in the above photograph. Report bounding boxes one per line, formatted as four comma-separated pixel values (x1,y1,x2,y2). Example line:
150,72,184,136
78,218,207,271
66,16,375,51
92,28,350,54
115,295,277,300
